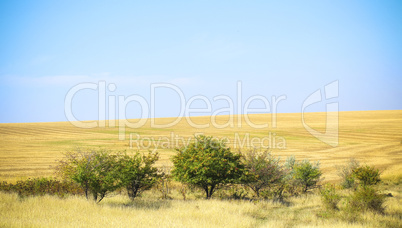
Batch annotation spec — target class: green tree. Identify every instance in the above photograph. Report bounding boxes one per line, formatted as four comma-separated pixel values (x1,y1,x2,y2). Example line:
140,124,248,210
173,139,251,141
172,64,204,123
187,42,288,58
172,135,245,199
58,148,120,203
117,151,159,200
292,159,322,193
242,150,284,197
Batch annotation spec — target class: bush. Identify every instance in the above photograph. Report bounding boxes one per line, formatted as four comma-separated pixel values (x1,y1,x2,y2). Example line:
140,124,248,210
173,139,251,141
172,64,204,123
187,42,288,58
172,135,246,199
258,156,304,199
242,150,285,197
342,164,385,215
216,185,250,200
0,178,83,197
155,165,172,199
292,159,322,193
320,184,340,211
117,151,159,200
353,165,381,186
337,158,360,189
346,186,386,214
57,148,121,203
278,156,301,197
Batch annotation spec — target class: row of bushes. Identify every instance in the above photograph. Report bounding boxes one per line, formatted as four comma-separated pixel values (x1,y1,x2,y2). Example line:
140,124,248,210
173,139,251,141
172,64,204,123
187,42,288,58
52,135,323,202
0,178,83,197
172,136,322,199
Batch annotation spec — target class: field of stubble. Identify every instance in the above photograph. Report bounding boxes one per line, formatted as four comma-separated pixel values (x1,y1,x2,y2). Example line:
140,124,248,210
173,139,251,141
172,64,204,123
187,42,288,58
1,110,401,182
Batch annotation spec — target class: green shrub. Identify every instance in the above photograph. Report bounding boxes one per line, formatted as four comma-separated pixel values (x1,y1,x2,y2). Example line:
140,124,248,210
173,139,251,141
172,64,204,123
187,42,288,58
172,135,246,199
353,165,381,186
337,158,360,189
292,159,322,193
346,186,386,214
280,156,302,197
57,148,121,203
117,151,159,200
320,184,340,211
0,178,83,197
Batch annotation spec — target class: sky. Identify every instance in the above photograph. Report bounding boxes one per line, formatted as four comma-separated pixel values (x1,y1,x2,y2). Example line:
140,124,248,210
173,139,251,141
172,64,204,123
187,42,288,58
0,0,401,123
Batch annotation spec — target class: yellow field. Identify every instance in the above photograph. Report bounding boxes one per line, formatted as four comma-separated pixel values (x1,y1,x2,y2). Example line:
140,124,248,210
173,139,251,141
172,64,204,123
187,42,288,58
1,110,401,182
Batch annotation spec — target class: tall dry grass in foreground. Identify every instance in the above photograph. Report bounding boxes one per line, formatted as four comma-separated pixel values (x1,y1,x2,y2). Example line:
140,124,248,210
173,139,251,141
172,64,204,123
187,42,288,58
1,182,401,228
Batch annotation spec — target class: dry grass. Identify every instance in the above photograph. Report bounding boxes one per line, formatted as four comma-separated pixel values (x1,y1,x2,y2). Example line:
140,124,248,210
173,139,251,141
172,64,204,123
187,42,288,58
1,110,401,182
0,192,255,228
1,184,401,228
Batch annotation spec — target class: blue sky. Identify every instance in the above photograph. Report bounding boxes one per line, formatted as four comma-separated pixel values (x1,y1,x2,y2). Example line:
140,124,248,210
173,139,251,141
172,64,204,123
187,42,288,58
0,0,401,123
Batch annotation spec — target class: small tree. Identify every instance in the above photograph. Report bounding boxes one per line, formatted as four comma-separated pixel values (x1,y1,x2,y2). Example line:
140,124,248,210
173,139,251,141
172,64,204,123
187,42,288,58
292,159,322,193
117,151,159,200
58,148,120,203
242,150,284,197
172,135,245,199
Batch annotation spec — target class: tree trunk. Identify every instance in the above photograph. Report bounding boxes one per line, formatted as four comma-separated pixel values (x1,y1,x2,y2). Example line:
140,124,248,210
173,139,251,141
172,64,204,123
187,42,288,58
127,184,139,201
84,181,89,200
97,192,105,203
209,185,215,199
204,185,215,199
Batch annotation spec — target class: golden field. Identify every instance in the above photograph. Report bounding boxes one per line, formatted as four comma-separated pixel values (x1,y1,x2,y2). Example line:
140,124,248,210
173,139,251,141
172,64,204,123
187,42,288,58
0,110,401,182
